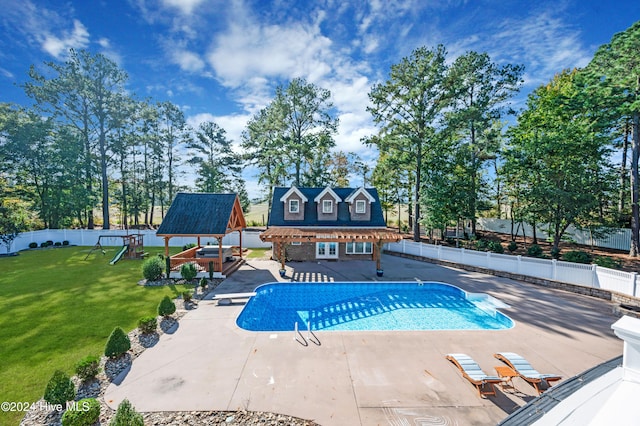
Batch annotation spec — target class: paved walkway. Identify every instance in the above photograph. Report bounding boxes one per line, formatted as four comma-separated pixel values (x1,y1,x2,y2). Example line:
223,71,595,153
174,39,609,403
105,255,623,425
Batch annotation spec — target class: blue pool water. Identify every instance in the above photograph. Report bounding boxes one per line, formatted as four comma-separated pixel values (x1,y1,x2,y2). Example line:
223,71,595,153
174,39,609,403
236,282,513,331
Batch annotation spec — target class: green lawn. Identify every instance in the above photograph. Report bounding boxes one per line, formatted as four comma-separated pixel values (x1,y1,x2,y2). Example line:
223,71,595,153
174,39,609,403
0,246,190,426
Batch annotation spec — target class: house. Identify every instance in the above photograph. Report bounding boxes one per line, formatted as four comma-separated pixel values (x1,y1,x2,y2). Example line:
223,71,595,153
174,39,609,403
259,186,402,274
156,192,246,277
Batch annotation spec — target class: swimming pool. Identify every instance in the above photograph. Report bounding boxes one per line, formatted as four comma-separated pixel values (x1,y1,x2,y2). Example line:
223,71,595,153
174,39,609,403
236,282,513,331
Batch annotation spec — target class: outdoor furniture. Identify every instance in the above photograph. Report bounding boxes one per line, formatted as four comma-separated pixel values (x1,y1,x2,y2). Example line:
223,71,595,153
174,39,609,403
494,365,518,392
494,352,562,394
446,353,503,397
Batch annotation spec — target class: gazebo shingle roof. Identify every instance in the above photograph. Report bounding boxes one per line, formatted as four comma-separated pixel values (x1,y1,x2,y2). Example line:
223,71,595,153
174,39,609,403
156,193,242,236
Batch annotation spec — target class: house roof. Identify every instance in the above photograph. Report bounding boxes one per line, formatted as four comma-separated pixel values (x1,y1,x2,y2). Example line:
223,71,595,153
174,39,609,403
156,192,245,236
268,187,386,227
279,186,308,203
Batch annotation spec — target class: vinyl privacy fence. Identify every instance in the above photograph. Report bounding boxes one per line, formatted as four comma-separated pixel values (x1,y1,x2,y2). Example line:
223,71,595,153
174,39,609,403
385,239,639,298
3,228,271,254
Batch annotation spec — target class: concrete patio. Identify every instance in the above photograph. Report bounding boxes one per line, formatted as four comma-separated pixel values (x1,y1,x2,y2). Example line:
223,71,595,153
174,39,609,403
105,255,624,425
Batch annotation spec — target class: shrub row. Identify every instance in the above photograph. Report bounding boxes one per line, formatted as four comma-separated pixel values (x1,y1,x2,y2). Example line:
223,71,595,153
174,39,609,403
29,241,69,249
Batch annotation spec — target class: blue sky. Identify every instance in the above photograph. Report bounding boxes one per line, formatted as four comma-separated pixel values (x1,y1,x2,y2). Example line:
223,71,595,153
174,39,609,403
1,0,639,198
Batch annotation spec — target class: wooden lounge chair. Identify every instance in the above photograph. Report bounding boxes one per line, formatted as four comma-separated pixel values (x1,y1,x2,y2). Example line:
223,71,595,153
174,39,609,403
445,353,503,397
494,352,562,395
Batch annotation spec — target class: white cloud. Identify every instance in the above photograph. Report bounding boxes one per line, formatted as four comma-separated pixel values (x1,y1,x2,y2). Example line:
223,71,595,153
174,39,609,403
160,0,207,15
41,19,89,58
170,49,205,72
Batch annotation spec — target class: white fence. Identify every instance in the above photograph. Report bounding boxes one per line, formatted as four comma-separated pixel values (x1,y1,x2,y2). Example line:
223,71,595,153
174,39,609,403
386,239,639,298
476,218,631,252
3,229,272,254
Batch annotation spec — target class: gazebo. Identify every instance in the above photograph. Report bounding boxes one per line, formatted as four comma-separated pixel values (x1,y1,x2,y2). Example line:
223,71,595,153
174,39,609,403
156,193,246,277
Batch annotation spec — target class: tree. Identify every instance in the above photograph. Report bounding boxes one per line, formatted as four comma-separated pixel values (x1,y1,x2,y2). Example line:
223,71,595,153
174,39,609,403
273,78,338,186
242,104,289,214
188,120,247,200
24,49,129,229
444,51,524,234
157,101,188,206
504,70,615,252
585,21,640,256
368,45,449,241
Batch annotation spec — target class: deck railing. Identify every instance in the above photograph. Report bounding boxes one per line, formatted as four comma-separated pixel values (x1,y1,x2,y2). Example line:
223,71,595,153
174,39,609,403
168,245,243,272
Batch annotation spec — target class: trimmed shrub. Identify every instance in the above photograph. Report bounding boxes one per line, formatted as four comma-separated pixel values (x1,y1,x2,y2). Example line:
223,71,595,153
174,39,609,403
104,327,131,358
40,242,48,248
507,241,517,253
563,250,592,264
182,242,197,251
61,398,100,426
158,295,176,317
180,262,197,281
594,256,622,269
474,239,489,251
182,290,193,303
527,244,543,257
142,256,164,281
75,355,100,382
44,370,76,405
550,247,561,259
110,399,144,426
46,240,54,246
199,277,207,290
54,241,62,247
488,241,504,254
29,242,38,249
63,240,70,246
138,316,157,334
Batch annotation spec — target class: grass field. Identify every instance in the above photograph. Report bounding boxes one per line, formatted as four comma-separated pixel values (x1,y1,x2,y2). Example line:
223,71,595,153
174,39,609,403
0,246,189,426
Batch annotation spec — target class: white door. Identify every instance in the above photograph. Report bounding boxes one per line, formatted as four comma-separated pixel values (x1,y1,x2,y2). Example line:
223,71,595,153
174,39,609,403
316,242,338,259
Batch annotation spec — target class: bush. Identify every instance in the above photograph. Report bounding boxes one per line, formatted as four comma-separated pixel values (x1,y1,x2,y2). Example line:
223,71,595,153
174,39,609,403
550,247,561,259
182,290,193,303
563,250,592,264
507,241,517,253
44,370,76,405
63,240,70,246
104,327,131,358
61,398,100,426
74,355,100,382
474,239,489,251
142,256,164,281
199,277,208,290
594,256,622,269
158,295,176,317
138,316,157,334
29,242,38,249
527,244,543,257
54,241,62,247
46,240,54,246
182,243,197,251
110,399,144,426
488,241,504,254
180,262,197,281
40,242,48,248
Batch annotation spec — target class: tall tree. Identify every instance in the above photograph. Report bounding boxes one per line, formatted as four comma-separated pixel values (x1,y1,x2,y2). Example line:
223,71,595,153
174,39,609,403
157,101,188,207
504,70,615,252
188,120,244,193
24,49,129,229
444,51,524,234
242,104,289,213
585,21,640,256
368,45,448,241
273,78,338,186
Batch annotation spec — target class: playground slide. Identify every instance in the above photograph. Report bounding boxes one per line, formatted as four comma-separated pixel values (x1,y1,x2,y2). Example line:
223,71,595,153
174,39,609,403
110,245,129,265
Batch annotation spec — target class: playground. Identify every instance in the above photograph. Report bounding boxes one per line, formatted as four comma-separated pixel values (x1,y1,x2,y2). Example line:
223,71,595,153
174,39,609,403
84,233,146,264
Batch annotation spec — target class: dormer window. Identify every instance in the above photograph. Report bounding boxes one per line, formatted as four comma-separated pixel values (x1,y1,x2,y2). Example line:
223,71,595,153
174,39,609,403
289,199,300,213
355,200,366,214
322,200,333,213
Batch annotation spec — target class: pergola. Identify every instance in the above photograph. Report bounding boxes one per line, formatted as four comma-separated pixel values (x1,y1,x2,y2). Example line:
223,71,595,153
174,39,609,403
156,193,247,275
260,227,402,271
